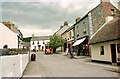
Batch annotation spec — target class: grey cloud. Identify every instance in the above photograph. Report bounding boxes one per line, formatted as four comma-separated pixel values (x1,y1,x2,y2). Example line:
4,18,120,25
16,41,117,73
1,1,119,36
2,2,84,30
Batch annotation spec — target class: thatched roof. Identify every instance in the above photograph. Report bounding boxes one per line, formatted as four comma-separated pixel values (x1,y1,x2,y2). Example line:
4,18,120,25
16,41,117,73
89,17,120,44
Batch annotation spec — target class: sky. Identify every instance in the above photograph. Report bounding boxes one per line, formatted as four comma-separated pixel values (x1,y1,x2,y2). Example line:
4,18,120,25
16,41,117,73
1,0,119,37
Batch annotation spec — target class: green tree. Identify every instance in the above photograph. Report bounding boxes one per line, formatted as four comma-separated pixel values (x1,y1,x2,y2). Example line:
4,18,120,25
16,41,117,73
48,34,64,53
23,37,32,42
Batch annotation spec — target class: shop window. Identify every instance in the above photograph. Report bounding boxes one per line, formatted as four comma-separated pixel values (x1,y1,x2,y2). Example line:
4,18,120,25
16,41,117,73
117,43,120,53
100,46,104,55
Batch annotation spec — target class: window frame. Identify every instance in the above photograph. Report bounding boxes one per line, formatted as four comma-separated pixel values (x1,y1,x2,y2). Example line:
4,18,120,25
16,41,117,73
100,46,104,55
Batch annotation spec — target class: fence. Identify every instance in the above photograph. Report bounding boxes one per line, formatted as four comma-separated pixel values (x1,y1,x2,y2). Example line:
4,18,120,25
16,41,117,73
0,49,29,78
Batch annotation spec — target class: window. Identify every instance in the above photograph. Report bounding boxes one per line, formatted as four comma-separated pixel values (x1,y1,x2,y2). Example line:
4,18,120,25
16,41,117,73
77,26,79,37
100,46,104,55
83,22,86,34
117,43,120,53
70,31,72,39
111,9,115,15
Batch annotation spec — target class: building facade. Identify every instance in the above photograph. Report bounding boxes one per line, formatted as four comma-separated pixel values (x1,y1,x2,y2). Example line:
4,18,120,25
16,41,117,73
0,23,18,48
30,36,50,52
2,21,23,48
90,1,120,35
89,17,120,65
73,1,120,56
61,25,75,52
55,21,70,52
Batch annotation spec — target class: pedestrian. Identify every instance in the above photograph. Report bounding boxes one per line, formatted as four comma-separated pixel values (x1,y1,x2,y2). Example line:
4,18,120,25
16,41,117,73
69,45,74,59
73,46,78,59
63,47,69,56
2,45,10,56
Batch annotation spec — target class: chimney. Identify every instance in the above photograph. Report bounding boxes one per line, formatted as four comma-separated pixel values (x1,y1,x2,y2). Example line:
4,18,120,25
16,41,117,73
75,17,81,23
105,16,113,23
32,34,34,37
101,0,110,3
60,25,64,29
2,21,12,29
64,21,68,26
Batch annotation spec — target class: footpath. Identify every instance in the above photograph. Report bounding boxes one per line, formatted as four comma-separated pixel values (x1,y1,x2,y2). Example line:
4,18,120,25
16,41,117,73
62,52,120,74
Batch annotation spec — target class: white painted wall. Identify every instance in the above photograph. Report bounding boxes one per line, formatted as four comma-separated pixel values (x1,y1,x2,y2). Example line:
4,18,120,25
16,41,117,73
0,23,18,49
91,40,120,63
31,40,49,51
0,54,29,77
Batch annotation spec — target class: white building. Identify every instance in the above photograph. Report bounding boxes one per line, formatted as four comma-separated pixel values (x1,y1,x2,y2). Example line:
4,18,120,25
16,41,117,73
30,36,50,51
0,23,18,49
89,17,120,65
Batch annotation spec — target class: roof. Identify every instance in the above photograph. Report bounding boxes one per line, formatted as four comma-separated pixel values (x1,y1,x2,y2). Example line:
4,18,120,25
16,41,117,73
61,25,74,35
89,17,120,44
55,25,69,35
73,2,120,27
31,36,50,41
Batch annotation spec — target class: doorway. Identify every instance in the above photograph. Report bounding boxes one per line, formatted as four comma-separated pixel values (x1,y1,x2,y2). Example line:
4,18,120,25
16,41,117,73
110,44,117,63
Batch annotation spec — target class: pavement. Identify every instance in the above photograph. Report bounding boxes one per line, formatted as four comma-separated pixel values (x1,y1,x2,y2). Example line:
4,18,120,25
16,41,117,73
22,51,120,77
63,52,120,73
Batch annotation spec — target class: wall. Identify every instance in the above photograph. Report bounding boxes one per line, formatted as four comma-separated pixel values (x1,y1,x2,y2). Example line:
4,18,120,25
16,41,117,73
0,23,18,49
68,29,74,43
61,31,68,40
0,49,2,79
91,2,120,34
0,54,29,78
74,16,89,41
91,40,120,63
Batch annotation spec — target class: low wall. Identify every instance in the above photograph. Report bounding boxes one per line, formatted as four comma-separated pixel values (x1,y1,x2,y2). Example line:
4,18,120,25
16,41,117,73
0,53,29,78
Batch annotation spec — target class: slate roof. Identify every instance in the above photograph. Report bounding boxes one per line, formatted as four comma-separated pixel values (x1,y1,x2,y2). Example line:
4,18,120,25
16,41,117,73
31,36,50,41
89,17,120,44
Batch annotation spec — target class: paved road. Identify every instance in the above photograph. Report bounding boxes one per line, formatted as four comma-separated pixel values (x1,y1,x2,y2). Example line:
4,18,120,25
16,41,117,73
23,52,118,77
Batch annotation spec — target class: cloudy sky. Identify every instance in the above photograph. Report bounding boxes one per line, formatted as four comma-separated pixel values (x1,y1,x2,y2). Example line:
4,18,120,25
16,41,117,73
1,0,119,37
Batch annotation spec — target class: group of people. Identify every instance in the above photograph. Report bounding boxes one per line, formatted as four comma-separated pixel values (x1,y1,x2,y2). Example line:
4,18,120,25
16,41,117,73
2,45,10,56
65,45,78,59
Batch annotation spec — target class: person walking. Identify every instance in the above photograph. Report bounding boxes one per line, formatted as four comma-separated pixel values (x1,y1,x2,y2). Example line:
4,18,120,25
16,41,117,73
69,45,74,59
73,46,78,59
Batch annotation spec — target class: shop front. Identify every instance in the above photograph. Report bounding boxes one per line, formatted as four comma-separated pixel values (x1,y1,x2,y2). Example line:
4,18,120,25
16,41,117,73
72,36,90,56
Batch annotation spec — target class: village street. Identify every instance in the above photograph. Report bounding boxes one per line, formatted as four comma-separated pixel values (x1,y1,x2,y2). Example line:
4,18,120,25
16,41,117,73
23,52,118,77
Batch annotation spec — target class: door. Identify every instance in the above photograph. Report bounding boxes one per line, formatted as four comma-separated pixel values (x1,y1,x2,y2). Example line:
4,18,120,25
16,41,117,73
110,44,117,63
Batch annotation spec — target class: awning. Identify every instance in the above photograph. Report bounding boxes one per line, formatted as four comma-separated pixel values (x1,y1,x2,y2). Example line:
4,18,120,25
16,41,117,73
72,38,86,46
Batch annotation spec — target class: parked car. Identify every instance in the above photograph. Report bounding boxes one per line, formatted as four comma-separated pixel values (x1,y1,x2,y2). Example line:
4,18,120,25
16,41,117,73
45,48,52,54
